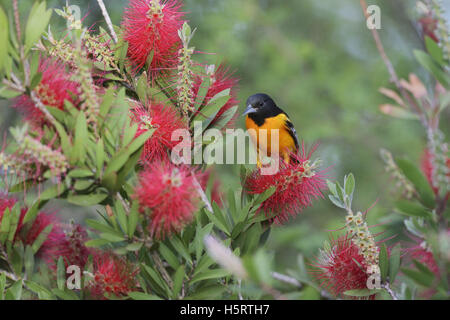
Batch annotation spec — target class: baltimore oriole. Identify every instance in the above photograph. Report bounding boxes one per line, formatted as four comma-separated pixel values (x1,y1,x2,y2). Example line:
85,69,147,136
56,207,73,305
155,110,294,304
243,93,299,166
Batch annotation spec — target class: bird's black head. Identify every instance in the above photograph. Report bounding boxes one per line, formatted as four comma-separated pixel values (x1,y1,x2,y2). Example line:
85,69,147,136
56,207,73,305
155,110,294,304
243,93,282,125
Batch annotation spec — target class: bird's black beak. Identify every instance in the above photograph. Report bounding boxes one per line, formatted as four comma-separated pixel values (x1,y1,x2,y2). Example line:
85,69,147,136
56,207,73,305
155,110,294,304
242,104,257,117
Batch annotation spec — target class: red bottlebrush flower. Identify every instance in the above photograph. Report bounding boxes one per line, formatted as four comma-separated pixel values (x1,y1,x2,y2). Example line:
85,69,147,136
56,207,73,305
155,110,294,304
13,58,78,126
122,0,185,74
87,253,139,299
407,242,439,276
311,234,373,299
43,223,91,270
130,101,187,162
133,162,199,238
245,144,327,224
0,193,65,256
193,64,240,129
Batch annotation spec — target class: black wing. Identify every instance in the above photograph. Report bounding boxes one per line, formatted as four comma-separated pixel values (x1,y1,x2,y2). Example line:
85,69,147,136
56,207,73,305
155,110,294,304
284,114,299,150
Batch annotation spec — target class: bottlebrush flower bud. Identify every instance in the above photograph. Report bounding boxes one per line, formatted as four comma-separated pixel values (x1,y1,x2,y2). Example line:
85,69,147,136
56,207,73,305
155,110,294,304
133,162,199,239
122,0,185,75
130,101,187,162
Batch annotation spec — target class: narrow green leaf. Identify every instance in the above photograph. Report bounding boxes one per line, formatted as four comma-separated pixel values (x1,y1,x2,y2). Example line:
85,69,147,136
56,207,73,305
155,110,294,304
57,256,65,290
396,158,435,208
5,279,22,300
67,192,108,206
395,200,433,219
31,224,53,253
379,243,389,282
389,244,401,283
128,292,162,300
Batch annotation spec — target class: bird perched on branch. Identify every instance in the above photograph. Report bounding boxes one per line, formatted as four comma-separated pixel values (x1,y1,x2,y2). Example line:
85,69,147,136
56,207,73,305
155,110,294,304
243,93,299,166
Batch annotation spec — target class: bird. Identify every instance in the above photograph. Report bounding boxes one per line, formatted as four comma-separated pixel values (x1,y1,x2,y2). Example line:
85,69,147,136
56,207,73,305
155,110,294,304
243,93,299,166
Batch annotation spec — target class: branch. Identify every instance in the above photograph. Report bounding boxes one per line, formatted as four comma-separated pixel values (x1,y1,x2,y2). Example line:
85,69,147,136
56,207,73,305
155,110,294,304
359,0,425,123
271,271,302,288
381,282,399,300
96,0,118,43
191,170,213,213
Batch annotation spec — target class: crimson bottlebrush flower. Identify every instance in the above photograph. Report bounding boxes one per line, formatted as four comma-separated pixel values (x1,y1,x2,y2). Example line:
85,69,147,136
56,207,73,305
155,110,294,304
122,0,185,74
87,252,139,299
193,64,239,129
13,58,78,126
311,233,373,299
130,101,187,162
0,193,65,256
407,242,439,276
133,162,199,238
43,223,91,270
245,144,327,224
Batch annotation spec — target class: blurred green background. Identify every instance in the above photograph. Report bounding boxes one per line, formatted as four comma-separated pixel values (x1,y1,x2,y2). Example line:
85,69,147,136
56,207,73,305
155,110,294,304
1,0,449,274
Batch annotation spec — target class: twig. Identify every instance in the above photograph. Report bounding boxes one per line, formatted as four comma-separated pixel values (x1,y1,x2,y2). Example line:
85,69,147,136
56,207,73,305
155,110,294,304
151,251,173,290
96,0,118,43
359,0,425,123
381,282,399,300
191,170,213,213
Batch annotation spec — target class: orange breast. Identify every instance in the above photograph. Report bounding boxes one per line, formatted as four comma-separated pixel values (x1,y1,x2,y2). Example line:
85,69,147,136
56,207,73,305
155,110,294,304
245,114,297,160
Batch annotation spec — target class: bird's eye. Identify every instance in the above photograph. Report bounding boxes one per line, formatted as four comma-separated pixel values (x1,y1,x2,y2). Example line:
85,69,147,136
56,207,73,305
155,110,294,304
259,102,264,107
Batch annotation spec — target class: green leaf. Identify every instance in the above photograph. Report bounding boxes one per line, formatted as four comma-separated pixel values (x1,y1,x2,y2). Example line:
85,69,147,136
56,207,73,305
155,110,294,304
396,158,435,208
425,36,444,66
25,280,54,300
71,112,88,165
24,245,35,278
189,269,231,285
327,180,337,196
395,200,433,219
100,232,125,243
96,138,105,178
52,288,79,300
25,1,52,52
0,7,9,73
344,173,355,198
169,236,192,264
103,129,154,178
84,238,111,248
68,169,93,178
30,72,42,90
0,273,5,300
389,244,401,283
128,292,162,300
114,200,128,234
328,194,345,209
343,288,381,297
159,243,180,270
40,184,66,201
193,89,230,122
193,77,211,109
31,224,53,253
0,207,11,244
7,203,21,243
67,192,108,206
86,219,122,236
401,267,434,287
127,201,139,238
5,280,22,300
379,243,389,282
172,265,185,299
57,256,65,290
136,73,148,102
414,50,450,89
